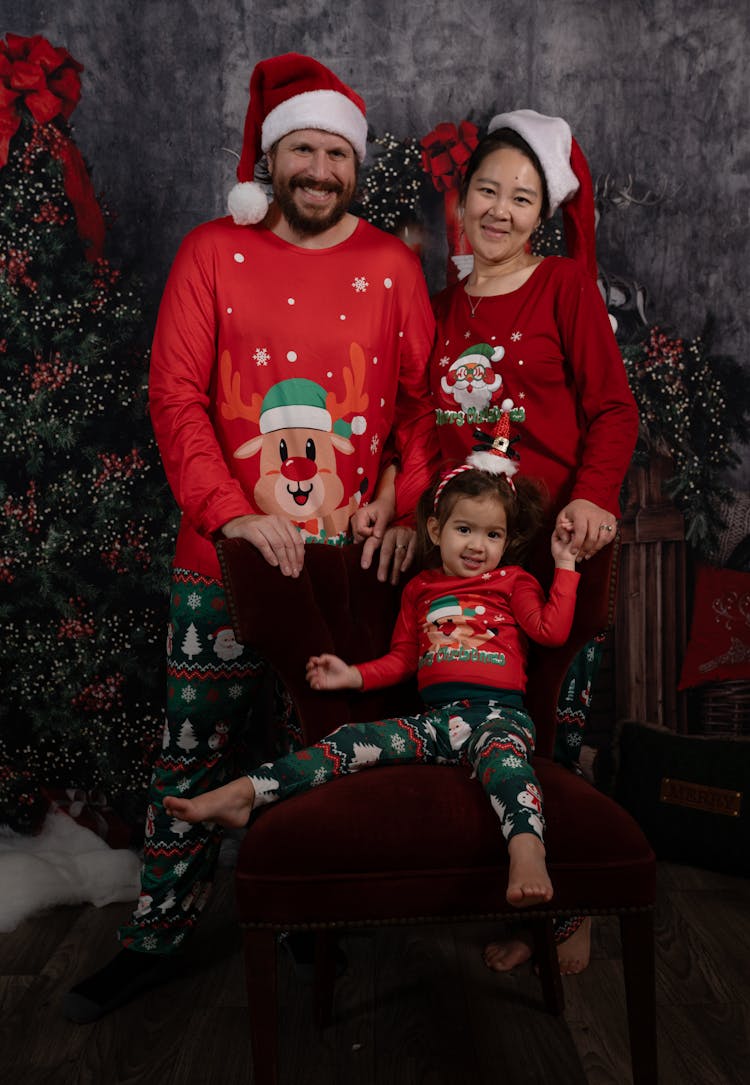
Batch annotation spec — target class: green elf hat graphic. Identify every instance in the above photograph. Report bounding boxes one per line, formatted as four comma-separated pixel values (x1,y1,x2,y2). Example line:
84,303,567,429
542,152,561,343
427,595,486,622
258,378,366,438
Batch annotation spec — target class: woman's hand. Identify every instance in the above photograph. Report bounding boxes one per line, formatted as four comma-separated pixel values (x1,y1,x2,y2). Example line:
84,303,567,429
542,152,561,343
306,653,363,691
359,524,417,585
555,499,617,562
221,514,305,577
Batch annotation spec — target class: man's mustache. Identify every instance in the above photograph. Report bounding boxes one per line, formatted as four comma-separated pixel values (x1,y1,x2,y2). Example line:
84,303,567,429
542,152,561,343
289,176,344,194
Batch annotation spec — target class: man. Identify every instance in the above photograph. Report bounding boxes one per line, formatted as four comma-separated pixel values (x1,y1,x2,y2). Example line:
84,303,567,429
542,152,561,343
64,53,437,1022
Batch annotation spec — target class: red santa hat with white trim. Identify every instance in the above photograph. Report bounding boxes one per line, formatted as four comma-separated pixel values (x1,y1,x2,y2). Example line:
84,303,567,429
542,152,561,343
487,108,597,281
228,53,368,226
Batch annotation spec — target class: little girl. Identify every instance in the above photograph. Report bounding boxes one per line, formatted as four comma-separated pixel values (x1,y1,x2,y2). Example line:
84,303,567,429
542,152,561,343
165,464,579,908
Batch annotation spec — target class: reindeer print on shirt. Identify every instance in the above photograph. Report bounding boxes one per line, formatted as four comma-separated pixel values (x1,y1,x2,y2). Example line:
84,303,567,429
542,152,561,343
219,342,371,540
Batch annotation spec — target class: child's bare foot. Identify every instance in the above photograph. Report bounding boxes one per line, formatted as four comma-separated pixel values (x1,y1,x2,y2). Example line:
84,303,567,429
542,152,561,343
505,833,553,907
483,918,592,974
557,916,591,974
163,777,255,828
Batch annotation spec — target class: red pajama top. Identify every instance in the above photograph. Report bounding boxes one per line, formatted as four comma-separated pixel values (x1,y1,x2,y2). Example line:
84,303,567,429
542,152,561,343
431,257,638,519
149,216,438,579
357,565,579,695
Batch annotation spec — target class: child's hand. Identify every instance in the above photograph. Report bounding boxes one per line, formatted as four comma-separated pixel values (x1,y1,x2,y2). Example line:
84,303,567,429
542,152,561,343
551,518,577,570
306,654,363,691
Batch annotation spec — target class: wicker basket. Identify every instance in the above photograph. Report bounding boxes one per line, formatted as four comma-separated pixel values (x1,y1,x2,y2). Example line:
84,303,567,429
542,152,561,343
698,681,750,737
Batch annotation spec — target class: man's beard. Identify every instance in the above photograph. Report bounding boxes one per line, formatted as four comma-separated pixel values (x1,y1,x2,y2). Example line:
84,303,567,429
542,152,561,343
272,174,355,237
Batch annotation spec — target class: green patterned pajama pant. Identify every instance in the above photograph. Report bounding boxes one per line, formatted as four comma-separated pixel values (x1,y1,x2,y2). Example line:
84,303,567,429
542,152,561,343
249,697,545,844
118,569,297,955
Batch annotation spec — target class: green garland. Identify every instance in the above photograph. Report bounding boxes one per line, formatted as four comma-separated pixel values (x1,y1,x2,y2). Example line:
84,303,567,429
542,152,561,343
622,324,750,555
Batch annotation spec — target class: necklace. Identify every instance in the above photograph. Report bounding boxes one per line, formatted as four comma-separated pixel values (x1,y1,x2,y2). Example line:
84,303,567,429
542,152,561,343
466,291,483,318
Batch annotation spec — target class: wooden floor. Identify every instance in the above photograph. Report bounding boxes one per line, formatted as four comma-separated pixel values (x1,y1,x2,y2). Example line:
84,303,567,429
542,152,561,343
1,860,748,1085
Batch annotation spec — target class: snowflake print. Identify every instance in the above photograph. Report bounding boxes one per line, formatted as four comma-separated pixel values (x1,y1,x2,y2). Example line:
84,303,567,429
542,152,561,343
228,683,243,699
370,434,380,454
511,331,522,342
568,732,583,747
174,860,189,876
391,734,406,752
493,614,505,623
313,767,327,786
439,355,451,367
187,592,201,610
502,754,524,769
253,347,270,366
482,572,492,580
463,330,471,339
173,932,186,946
518,391,526,399
177,778,190,792
352,275,369,293
182,686,197,703
142,934,158,950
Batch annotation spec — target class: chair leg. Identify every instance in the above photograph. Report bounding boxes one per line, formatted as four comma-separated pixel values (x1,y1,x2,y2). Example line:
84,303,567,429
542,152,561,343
531,917,565,1015
243,928,279,1085
313,930,337,1029
619,910,658,1085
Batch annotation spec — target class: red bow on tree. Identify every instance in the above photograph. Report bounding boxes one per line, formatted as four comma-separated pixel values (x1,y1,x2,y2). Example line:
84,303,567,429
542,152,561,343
419,120,478,193
420,120,479,284
0,33,104,261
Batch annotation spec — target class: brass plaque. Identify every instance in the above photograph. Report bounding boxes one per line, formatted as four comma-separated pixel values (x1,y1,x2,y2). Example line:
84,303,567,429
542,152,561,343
659,777,742,817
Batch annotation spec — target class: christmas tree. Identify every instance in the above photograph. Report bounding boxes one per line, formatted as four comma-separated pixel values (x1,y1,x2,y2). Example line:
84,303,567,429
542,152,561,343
0,33,178,832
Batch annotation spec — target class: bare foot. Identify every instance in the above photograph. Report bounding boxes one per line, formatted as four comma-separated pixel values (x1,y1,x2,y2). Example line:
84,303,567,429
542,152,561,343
484,918,592,975
505,834,553,907
557,916,591,974
483,929,534,971
163,777,255,828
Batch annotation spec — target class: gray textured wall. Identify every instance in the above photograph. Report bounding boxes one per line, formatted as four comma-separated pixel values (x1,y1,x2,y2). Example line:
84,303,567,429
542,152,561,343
3,0,749,457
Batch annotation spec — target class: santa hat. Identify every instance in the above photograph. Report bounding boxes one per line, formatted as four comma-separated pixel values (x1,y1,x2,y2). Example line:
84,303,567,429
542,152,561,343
258,378,366,439
467,401,521,478
487,108,597,280
427,596,463,622
228,53,368,226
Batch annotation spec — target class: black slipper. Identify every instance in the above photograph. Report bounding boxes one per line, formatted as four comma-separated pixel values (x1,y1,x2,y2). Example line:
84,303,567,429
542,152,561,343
62,949,181,1024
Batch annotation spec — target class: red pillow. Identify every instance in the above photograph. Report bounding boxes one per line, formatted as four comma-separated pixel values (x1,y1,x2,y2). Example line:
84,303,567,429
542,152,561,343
678,564,750,690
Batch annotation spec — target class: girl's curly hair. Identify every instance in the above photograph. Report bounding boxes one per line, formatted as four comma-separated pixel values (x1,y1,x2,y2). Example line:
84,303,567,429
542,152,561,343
416,466,547,569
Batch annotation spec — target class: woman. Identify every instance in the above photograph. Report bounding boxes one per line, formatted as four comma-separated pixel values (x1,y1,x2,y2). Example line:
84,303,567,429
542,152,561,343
429,109,639,973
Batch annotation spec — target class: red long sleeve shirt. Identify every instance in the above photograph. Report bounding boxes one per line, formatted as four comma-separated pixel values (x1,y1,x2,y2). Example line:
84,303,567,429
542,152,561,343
149,217,438,579
357,565,579,696
431,257,638,519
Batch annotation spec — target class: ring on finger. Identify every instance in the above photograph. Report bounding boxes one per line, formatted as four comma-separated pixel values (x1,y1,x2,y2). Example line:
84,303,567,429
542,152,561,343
598,523,613,533
395,543,407,550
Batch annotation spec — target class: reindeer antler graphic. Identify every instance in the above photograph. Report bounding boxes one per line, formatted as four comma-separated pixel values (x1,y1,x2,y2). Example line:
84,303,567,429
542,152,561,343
327,342,370,424
219,351,263,423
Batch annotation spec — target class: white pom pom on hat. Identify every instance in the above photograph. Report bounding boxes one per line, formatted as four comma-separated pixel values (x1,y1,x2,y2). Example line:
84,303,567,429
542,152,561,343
228,53,368,226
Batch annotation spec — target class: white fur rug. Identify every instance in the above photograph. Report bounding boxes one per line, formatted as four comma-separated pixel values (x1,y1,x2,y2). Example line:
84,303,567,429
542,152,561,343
0,810,141,933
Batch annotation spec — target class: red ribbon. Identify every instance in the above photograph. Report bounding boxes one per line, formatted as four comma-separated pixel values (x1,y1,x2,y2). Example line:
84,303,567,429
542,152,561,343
0,33,104,261
420,121,479,284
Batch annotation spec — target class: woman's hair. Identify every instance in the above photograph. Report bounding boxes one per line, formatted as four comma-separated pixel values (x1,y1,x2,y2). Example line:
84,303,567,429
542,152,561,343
416,467,547,569
460,128,550,220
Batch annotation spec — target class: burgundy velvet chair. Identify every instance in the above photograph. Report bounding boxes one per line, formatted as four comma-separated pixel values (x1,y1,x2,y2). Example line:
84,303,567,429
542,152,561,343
216,537,657,1085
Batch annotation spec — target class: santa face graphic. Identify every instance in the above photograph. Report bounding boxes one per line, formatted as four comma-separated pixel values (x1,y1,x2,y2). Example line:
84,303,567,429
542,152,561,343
441,343,504,412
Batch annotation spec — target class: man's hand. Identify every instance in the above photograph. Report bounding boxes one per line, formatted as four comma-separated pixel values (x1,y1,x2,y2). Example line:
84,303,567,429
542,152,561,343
555,499,617,562
221,514,305,577
306,653,363,691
